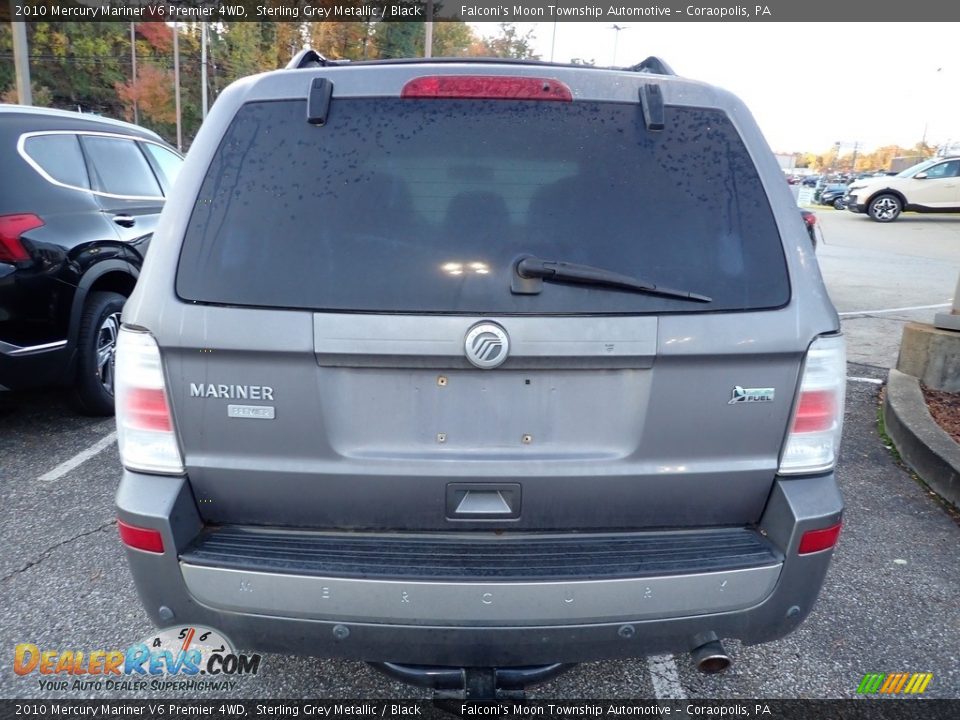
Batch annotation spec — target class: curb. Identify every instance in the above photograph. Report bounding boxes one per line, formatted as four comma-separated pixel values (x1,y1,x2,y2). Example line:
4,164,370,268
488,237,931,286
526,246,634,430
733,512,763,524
883,369,960,509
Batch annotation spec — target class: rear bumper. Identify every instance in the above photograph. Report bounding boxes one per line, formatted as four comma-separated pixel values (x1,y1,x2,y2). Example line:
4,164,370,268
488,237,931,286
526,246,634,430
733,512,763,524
116,471,842,666
0,339,71,389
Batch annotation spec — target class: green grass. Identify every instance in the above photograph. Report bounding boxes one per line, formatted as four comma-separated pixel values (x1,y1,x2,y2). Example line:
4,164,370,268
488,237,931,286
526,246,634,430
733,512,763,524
876,391,903,464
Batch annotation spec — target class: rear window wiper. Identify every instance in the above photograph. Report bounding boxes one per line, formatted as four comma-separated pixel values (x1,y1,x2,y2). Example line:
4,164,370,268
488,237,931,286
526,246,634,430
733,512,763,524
511,256,712,303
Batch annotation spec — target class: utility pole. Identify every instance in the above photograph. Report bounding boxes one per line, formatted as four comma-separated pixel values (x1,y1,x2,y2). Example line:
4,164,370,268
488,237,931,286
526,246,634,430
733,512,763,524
173,22,182,151
549,22,557,62
424,0,433,58
201,22,208,119
850,141,859,173
610,25,628,67
130,22,138,124
11,11,32,105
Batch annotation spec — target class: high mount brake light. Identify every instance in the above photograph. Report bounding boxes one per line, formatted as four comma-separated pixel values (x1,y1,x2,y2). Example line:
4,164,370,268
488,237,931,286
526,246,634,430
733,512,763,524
0,213,43,263
115,328,184,475
401,76,573,102
779,335,846,475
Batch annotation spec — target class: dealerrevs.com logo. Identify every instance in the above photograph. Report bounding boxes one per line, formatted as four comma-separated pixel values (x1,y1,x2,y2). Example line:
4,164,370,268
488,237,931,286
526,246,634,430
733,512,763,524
14,626,261,692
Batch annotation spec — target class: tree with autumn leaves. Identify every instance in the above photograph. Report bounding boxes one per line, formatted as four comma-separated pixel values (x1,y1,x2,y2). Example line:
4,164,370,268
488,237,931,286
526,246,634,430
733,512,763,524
0,20,538,146
792,142,937,174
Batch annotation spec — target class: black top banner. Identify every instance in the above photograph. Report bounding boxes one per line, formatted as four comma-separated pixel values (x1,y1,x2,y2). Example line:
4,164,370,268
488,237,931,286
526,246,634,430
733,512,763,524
3,0,960,22
1,700,960,720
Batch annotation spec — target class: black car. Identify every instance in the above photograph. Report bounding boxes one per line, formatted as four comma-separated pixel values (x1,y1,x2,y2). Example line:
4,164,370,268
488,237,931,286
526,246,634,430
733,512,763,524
0,105,182,414
818,183,849,210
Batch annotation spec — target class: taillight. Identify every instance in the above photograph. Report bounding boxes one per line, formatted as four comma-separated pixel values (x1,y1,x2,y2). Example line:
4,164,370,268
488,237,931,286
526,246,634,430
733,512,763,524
803,213,817,227
126,388,173,432
401,76,573,101
779,335,846,475
117,519,165,554
115,328,184,475
791,389,836,433
798,522,842,554
0,213,43,262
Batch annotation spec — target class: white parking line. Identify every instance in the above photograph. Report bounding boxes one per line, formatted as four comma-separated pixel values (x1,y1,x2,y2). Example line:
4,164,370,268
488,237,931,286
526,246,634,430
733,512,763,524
38,431,117,483
847,376,884,385
838,302,950,317
647,654,686,700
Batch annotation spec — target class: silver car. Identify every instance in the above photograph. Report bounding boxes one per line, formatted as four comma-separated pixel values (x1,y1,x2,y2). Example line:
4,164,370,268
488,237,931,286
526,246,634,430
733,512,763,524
114,54,845,697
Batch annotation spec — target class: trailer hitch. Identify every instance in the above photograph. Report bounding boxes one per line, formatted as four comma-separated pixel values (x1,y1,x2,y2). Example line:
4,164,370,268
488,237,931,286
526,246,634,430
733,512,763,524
368,662,575,701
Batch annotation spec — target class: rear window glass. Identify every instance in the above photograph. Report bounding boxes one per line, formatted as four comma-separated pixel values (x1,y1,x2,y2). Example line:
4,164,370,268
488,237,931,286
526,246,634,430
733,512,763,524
81,136,162,198
143,142,183,192
177,98,789,314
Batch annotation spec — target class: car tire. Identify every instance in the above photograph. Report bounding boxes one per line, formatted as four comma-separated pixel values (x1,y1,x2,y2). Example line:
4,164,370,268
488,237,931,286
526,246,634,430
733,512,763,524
73,291,126,416
868,194,901,222
832,197,845,210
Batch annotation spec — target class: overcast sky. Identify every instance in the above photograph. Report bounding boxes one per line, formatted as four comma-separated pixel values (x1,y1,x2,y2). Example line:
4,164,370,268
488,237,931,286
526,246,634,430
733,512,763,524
472,22,957,154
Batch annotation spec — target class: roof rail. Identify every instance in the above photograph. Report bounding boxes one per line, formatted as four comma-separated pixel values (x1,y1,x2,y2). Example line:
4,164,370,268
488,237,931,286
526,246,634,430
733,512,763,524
627,56,676,76
287,49,331,70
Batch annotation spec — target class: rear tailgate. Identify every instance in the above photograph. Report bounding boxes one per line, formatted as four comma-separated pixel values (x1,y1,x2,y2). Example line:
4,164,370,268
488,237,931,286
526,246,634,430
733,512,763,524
160,73,812,532
162,306,801,530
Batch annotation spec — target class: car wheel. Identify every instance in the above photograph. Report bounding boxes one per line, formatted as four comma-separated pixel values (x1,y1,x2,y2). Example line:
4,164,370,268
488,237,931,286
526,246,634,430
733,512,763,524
832,197,845,210
868,194,901,222
73,291,126,416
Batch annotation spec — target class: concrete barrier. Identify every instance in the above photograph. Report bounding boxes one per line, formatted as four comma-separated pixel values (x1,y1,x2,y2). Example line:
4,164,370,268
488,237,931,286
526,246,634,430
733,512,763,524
896,322,960,392
883,369,960,509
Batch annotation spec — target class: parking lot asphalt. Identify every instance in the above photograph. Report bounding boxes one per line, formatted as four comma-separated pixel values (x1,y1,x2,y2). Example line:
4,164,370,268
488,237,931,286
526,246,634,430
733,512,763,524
2,212,959,701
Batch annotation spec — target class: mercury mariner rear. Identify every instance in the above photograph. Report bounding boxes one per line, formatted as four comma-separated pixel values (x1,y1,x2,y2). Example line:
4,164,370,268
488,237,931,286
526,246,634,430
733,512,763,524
115,56,845,693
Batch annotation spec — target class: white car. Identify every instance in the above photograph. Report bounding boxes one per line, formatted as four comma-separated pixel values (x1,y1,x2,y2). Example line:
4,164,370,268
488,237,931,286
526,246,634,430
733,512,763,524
846,157,960,222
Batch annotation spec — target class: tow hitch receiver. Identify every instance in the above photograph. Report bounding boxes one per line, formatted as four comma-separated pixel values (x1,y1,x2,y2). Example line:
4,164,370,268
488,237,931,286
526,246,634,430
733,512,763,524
369,662,575,700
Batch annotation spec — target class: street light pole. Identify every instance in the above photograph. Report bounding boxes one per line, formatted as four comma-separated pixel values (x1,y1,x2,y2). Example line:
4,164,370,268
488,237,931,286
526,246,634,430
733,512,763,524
610,25,628,67
922,67,942,150
11,10,32,105
130,22,138,124
424,0,433,58
201,22,208,119
173,22,182,151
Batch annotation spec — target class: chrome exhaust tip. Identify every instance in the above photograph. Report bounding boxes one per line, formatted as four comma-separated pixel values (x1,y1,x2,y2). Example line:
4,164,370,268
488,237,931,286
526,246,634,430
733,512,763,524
690,635,731,674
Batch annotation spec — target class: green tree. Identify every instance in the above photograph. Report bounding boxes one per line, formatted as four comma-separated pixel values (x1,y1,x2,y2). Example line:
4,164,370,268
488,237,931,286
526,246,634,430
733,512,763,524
1,82,53,106
375,18,424,59
433,22,479,57
3,22,130,114
478,23,539,59
311,21,376,60
219,23,265,81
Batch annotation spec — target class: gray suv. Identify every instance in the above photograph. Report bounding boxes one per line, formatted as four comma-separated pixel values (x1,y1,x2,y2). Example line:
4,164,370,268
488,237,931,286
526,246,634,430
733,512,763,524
114,54,845,696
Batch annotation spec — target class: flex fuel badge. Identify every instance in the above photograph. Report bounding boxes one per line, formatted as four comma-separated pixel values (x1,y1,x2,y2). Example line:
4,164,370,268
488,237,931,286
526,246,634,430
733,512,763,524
728,386,775,404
